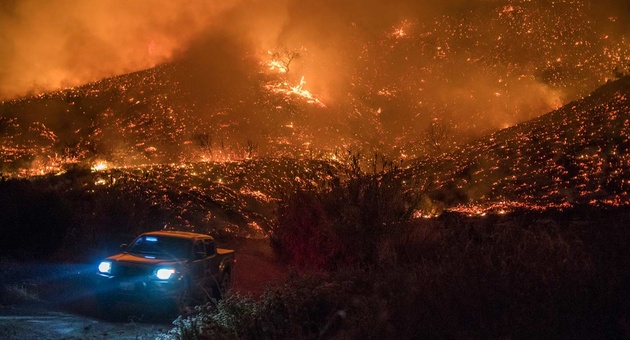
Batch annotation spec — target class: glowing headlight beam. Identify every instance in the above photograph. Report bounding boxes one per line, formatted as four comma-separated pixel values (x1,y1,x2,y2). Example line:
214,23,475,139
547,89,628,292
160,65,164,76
98,261,112,274
155,268,176,280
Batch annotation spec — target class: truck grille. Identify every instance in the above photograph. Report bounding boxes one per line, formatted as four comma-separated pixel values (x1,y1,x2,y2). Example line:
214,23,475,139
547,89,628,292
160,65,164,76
114,263,151,278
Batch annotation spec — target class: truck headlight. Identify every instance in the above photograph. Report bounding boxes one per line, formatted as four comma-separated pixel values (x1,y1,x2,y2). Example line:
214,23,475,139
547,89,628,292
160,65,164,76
155,268,176,280
98,261,112,274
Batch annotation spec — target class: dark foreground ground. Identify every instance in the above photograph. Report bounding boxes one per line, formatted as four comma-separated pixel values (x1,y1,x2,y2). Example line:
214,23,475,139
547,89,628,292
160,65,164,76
0,304,166,340
0,238,285,339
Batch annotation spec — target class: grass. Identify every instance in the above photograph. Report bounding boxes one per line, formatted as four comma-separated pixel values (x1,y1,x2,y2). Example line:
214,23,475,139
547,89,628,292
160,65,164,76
0,284,38,306
0,259,40,306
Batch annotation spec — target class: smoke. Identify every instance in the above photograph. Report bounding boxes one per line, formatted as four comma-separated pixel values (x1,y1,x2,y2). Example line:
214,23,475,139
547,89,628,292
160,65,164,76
193,0,629,142
0,0,238,101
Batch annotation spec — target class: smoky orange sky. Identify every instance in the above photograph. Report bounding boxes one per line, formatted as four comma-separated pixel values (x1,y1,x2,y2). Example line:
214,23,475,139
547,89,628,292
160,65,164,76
0,0,240,101
0,0,437,101
2,0,625,101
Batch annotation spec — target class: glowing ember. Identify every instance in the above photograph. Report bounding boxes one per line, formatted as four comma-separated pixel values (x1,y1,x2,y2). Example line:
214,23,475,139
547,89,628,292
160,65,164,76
390,20,411,39
392,27,406,39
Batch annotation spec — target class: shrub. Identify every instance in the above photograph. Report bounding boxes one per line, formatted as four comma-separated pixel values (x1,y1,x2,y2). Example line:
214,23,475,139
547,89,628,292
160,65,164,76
166,273,353,340
271,190,335,271
0,284,38,306
0,179,73,259
270,169,419,270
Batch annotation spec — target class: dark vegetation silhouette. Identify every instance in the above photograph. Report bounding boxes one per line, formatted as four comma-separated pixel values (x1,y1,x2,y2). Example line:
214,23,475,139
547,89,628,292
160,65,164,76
270,158,419,270
0,179,73,259
173,200,630,339
0,166,172,261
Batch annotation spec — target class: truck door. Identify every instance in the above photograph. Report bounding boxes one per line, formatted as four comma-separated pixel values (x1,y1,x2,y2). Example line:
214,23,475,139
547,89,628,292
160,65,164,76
190,240,207,285
204,239,221,286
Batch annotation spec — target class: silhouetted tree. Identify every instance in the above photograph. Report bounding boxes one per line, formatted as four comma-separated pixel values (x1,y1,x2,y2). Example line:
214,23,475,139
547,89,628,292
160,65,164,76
193,131,213,158
423,119,451,155
245,139,258,159
271,48,301,74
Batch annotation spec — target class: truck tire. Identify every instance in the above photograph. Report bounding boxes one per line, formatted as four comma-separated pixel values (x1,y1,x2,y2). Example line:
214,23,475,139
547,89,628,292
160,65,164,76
175,278,194,315
213,271,231,300
219,272,231,299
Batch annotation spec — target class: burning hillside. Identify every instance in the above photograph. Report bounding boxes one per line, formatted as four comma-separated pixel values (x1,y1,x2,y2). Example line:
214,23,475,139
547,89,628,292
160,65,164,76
5,75,627,245
1,0,629,176
0,58,342,176
0,0,629,228
411,76,630,216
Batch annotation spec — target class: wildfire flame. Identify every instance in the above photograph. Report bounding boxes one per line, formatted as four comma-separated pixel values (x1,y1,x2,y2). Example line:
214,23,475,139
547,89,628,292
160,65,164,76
268,58,288,73
91,161,109,172
266,76,326,107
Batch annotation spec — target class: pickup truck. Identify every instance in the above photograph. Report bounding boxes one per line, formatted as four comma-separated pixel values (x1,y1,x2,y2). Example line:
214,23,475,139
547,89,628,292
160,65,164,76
95,230,235,313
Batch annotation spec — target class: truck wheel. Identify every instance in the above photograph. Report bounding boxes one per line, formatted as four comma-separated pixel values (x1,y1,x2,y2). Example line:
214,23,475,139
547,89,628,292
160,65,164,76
175,278,194,315
212,272,231,300
219,272,231,299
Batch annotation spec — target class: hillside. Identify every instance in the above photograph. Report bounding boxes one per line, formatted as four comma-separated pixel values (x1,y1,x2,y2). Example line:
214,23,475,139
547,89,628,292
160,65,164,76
2,0,628,177
3,75,630,238
0,61,360,176
410,76,630,215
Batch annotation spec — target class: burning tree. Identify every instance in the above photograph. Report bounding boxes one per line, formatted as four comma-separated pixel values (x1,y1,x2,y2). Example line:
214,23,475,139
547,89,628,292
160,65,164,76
268,48,301,74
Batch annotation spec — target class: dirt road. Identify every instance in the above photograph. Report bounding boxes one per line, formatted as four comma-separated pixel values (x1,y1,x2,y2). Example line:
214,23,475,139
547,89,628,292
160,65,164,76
0,304,167,339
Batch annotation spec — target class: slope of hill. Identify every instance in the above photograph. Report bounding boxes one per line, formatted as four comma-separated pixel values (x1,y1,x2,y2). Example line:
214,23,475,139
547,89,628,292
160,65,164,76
0,65,185,173
0,56,372,177
4,73,630,223
410,76,630,215
2,0,628,177
76,158,339,234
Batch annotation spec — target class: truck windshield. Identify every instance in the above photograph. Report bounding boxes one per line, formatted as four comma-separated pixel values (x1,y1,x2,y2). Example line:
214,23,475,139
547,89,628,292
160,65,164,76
127,235,192,259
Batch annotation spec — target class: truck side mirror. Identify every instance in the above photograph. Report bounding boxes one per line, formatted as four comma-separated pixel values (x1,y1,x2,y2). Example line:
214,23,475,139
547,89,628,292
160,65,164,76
195,251,206,260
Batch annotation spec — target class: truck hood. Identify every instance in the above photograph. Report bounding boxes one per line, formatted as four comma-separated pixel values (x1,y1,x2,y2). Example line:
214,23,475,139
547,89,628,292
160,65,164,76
105,253,184,266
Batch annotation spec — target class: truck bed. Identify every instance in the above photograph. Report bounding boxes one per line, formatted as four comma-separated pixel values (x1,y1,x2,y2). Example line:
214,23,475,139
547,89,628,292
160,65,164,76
217,248,235,256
